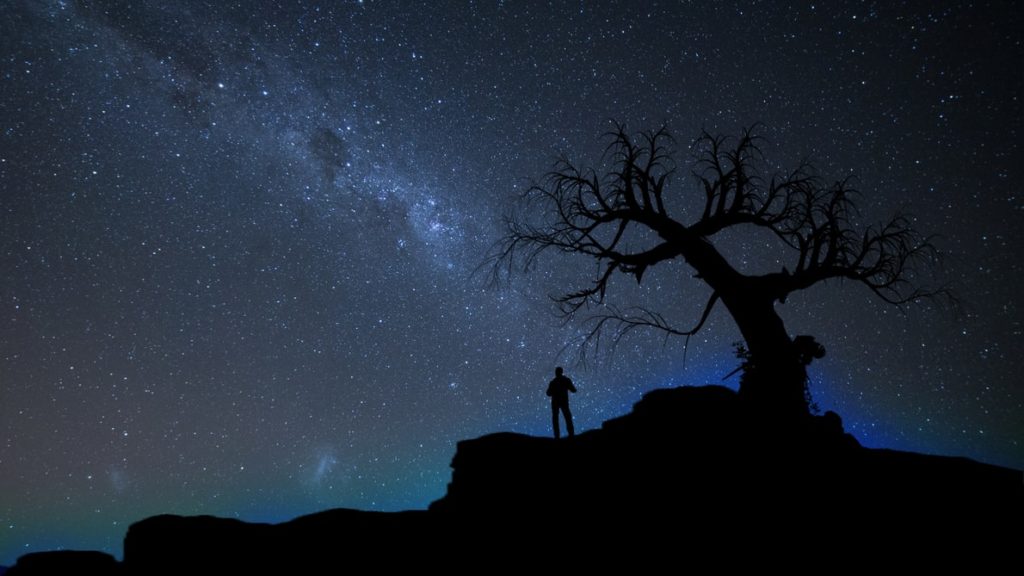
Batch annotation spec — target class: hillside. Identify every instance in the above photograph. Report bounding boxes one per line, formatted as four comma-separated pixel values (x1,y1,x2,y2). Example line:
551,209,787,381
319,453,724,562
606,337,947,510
8,385,1021,573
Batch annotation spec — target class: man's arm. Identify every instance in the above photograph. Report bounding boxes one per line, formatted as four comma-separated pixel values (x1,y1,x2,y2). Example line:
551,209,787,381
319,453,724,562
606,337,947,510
568,378,577,393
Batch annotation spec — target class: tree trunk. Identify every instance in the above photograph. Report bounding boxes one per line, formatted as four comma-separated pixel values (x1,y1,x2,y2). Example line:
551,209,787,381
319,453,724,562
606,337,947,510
674,230,809,417
720,286,809,418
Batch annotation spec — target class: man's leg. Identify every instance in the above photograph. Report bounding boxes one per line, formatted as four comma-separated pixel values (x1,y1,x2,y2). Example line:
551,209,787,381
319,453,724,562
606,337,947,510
562,404,574,438
552,404,560,439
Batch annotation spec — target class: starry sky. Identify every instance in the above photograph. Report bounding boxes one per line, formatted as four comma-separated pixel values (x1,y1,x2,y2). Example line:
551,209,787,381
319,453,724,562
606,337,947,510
1,0,1021,563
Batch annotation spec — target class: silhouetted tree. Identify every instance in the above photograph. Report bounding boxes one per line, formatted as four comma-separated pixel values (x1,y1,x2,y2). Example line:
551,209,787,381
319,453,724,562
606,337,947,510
493,125,948,416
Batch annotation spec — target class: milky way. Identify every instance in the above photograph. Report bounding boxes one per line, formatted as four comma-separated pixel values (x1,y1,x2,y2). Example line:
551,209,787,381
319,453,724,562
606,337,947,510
1,1,1021,562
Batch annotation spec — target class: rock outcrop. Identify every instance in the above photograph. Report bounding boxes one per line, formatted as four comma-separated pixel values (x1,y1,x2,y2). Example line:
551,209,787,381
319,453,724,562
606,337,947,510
10,385,1022,572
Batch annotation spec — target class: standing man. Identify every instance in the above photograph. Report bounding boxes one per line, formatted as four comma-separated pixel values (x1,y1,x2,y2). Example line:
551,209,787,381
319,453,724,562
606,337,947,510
546,367,577,438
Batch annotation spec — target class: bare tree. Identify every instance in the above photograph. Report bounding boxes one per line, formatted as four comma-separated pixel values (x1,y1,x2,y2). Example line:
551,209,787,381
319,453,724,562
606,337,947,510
492,125,947,416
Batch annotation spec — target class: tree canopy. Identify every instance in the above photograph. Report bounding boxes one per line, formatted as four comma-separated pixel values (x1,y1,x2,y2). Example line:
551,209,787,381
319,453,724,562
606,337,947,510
492,125,948,415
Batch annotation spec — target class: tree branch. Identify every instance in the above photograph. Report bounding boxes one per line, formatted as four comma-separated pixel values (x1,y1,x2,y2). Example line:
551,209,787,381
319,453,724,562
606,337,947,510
488,123,951,361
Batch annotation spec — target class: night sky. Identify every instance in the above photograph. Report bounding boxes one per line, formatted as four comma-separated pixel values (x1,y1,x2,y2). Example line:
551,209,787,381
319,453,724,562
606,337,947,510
2,0,1021,563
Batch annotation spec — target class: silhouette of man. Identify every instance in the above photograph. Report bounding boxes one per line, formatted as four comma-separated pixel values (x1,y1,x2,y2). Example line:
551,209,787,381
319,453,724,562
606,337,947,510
546,367,576,438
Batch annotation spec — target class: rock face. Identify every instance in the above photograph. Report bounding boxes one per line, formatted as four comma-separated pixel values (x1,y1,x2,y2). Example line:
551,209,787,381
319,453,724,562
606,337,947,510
6,551,120,575
123,509,439,572
11,386,1024,571
431,385,1022,522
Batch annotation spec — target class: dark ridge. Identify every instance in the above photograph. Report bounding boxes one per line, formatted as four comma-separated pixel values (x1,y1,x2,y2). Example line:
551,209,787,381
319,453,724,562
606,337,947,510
432,385,1020,519
10,386,1022,572
6,551,120,576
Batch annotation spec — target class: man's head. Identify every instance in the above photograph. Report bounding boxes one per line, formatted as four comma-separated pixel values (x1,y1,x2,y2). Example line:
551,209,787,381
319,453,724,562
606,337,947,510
555,367,563,376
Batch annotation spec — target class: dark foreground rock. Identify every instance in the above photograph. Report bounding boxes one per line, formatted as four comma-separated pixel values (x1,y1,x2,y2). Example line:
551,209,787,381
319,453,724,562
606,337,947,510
6,550,120,575
433,385,1020,518
12,386,1023,572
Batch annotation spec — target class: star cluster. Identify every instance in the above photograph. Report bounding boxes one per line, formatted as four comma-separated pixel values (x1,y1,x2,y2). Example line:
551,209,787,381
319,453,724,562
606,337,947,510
1,0,1021,563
